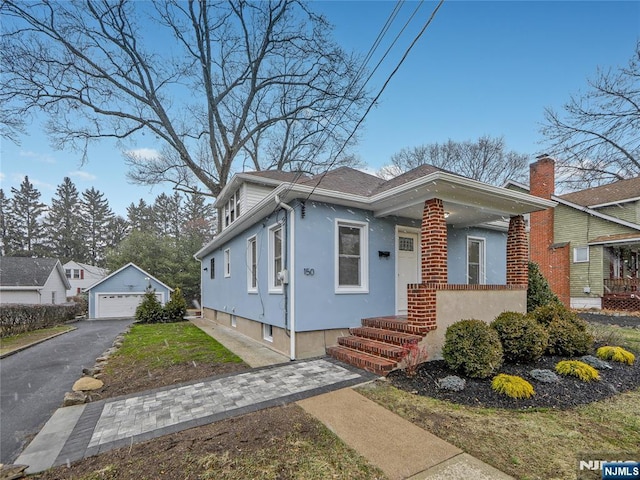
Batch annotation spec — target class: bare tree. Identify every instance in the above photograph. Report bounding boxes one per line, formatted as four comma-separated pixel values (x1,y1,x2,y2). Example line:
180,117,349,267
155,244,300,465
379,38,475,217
541,41,640,188
384,136,529,185
0,0,369,197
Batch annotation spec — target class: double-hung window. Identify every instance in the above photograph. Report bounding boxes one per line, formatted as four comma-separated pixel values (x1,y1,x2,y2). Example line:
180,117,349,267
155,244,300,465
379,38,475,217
247,236,258,293
224,248,231,278
223,190,242,229
467,237,486,285
335,220,368,293
269,224,283,293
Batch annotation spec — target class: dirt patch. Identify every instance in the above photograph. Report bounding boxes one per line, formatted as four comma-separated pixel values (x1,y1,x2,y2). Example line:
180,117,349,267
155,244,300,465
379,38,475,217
94,358,249,401
388,353,640,409
32,405,366,480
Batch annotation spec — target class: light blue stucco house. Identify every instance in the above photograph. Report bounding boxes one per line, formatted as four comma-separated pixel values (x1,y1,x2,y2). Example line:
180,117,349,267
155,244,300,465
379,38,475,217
85,263,173,319
195,166,554,373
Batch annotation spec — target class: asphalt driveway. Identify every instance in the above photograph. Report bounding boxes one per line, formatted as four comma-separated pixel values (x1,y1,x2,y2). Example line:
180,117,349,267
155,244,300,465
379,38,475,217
0,318,133,464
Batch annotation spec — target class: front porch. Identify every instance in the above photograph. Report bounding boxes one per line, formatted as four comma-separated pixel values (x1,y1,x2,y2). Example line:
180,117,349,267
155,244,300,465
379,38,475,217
328,198,530,374
598,239,639,311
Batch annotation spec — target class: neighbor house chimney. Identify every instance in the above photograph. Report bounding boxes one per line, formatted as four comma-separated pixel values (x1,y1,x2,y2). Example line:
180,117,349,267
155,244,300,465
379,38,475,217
529,155,570,306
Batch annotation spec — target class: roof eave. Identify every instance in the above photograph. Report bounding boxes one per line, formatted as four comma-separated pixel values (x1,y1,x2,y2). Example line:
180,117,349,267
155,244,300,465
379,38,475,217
553,196,640,231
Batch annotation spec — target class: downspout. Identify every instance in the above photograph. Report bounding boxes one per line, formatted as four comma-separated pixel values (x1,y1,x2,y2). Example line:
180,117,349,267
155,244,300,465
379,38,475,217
275,194,296,361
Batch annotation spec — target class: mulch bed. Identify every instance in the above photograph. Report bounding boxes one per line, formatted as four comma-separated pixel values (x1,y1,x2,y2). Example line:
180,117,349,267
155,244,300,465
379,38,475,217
388,353,640,410
577,312,640,328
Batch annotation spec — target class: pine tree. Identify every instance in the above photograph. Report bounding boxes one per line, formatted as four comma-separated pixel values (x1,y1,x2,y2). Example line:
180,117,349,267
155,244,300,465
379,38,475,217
153,192,182,238
9,176,47,255
127,199,155,232
0,189,13,256
45,177,86,262
182,192,215,242
81,187,114,266
107,216,130,247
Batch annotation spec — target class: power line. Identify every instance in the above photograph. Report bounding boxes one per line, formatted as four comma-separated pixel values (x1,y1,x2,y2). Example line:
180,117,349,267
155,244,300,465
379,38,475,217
302,0,446,203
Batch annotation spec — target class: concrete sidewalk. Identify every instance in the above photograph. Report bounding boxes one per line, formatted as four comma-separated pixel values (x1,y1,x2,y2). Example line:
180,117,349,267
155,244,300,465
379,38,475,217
299,388,513,480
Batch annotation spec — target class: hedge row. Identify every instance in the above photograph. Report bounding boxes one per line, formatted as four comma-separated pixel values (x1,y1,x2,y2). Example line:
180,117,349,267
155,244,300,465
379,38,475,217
0,303,82,337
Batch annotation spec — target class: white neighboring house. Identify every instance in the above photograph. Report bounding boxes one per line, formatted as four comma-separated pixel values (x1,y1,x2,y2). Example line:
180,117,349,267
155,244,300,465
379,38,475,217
63,261,109,298
0,257,71,305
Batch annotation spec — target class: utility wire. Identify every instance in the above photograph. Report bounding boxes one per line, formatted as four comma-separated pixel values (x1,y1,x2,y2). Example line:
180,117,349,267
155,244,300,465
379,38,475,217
274,1,409,201
302,0,446,203
276,0,432,207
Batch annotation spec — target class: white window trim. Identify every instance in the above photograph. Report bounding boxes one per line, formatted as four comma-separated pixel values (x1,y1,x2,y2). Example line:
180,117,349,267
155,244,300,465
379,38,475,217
262,323,273,342
222,190,242,230
224,248,231,278
247,235,258,293
574,246,589,263
268,223,284,294
335,219,369,294
467,236,486,285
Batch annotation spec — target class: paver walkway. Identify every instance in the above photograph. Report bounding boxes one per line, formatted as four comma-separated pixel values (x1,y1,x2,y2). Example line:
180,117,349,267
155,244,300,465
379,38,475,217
18,357,375,473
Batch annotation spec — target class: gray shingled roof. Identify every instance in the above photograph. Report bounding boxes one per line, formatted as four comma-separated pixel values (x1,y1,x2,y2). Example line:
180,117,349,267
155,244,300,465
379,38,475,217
242,170,307,182
0,257,61,287
372,164,445,195
560,177,640,207
299,167,386,196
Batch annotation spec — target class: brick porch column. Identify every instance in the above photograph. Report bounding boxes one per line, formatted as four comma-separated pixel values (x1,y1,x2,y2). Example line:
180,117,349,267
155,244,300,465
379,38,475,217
421,198,448,284
506,215,528,286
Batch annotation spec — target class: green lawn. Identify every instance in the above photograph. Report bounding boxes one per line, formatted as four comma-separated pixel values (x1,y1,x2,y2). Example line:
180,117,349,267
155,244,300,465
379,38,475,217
111,322,244,369
0,325,74,356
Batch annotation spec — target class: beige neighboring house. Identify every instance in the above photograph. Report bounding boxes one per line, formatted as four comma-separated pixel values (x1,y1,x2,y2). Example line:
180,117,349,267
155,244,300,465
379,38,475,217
63,261,108,298
0,257,71,305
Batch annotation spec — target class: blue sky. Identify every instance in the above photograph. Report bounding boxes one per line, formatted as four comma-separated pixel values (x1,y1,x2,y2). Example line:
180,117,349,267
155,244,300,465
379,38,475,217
1,1,638,215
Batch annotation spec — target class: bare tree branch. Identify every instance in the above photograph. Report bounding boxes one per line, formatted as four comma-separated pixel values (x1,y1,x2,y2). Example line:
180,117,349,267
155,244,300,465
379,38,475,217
384,136,529,186
540,41,640,188
0,0,369,196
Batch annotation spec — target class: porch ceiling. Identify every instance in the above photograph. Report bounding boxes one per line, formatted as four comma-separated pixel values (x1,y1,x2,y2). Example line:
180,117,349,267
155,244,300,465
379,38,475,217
371,177,550,227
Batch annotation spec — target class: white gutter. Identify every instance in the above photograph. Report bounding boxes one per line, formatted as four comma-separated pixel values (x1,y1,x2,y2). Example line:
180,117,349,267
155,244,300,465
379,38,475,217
275,193,296,361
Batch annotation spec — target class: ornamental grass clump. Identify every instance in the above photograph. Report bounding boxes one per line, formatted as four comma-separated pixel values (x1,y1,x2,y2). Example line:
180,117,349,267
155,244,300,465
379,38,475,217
596,346,635,365
555,360,600,382
491,374,535,399
442,319,503,379
491,311,548,363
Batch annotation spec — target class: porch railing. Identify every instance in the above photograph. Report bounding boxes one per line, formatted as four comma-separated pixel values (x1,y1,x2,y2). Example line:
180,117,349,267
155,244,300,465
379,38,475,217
604,278,640,293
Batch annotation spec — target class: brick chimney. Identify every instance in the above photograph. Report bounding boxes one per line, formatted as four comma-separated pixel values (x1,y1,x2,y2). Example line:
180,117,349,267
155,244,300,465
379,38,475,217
529,155,570,306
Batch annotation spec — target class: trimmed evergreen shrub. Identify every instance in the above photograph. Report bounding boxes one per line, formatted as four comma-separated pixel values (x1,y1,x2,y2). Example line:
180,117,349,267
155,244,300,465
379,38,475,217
164,287,188,322
529,304,594,356
555,360,600,382
527,262,560,312
491,374,535,399
135,289,165,323
596,346,635,365
491,311,549,363
442,319,504,379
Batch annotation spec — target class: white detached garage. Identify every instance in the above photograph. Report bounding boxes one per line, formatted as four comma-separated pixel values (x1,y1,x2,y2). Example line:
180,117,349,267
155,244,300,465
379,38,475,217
86,263,173,319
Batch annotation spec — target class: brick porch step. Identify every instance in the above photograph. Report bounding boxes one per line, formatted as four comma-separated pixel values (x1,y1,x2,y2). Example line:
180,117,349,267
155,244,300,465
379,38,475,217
337,336,407,360
361,316,428,334
327,345,397,375
349,326,421,346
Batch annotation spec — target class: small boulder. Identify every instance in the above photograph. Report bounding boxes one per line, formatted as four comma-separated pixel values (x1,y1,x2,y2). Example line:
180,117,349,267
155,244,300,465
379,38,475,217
72,377,104,392
63,391,87,407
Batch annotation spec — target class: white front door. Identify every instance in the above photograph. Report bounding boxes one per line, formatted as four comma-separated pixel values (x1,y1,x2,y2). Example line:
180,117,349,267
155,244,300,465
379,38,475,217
396,230,420,314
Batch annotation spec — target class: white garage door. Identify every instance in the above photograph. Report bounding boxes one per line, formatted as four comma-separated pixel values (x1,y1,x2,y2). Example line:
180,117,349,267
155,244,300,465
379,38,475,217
96,293,162,318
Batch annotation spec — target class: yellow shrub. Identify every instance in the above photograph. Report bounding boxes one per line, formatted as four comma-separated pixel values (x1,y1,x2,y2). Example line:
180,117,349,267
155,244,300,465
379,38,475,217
596,346,635,365
491,374,535,399
555,360,600,382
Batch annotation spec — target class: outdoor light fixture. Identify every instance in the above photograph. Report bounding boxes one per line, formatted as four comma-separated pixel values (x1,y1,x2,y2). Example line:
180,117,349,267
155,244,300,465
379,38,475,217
444,212,451,219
